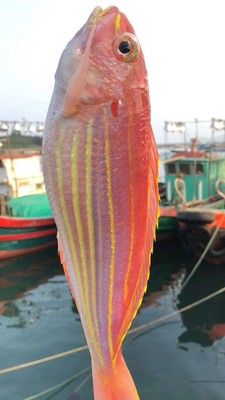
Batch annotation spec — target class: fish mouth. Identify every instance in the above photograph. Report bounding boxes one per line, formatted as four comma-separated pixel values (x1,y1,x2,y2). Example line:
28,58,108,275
87,6,102,25
87,5,120,25
61,6,103,117
61,5,123,117
98,6,119,17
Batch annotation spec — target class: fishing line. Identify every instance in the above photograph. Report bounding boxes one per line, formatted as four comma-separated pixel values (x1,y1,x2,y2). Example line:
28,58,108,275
0,287,224,375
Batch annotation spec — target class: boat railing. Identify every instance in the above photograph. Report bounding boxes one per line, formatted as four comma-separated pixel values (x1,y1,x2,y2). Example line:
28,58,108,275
216,179,225,200
170,175,187,208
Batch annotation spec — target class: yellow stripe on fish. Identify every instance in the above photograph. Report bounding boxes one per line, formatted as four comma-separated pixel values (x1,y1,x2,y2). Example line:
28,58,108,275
102,106,116,359
85,119,100,347
56,132,103,365
71,132,101,361
124,117,135,302
55,133,82,294
115,13,121,35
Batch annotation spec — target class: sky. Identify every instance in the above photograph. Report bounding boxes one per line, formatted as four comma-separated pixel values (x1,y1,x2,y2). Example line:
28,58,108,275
1,0,225,143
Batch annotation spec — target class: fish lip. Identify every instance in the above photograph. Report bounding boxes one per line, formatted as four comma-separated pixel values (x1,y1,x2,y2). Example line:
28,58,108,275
87,6,120,25
87,6,102,25
99,6,120,17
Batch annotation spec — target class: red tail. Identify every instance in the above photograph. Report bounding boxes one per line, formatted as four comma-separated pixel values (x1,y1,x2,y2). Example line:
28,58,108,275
92,351,140,400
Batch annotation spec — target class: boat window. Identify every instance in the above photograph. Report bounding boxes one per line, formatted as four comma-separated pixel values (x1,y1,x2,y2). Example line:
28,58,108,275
179,163,191,175
167,163,176,174
196,163,204,175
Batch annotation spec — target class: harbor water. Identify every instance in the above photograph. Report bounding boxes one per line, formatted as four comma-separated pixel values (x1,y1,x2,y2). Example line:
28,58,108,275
0,242,225,400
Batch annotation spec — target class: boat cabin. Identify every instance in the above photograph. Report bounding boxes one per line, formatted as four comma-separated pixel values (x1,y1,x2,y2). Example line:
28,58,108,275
0,149,45,198
164,152,225,203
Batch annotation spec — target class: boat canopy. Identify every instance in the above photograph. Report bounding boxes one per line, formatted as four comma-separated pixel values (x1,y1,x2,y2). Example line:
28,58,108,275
7,194,53,218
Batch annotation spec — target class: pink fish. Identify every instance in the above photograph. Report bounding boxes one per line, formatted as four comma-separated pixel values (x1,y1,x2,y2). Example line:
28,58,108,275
42,6,159,399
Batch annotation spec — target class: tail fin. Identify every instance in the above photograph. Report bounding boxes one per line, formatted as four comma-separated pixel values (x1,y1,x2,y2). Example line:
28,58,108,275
92,351,140,400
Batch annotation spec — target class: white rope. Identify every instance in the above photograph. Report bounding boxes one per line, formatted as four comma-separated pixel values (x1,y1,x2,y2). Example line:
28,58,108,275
128,287,225,335
0,345,88,375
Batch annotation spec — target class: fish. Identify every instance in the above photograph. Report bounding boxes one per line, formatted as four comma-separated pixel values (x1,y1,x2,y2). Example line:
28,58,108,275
42,5,159,399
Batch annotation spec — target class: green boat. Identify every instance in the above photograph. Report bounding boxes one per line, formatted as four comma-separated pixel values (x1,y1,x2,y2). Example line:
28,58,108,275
0,194,56,259
156,149,225,241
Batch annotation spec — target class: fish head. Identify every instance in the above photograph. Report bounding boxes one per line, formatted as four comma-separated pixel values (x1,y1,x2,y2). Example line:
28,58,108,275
54,6,148,117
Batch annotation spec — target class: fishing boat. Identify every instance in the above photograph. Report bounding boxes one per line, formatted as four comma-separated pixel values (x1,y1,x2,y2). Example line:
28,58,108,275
0,194,57,259
156,144,225,242
0,148,45,198
177,179,225,264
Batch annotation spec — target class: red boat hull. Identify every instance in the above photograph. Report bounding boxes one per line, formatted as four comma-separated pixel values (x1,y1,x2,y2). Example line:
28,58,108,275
0,215,57,259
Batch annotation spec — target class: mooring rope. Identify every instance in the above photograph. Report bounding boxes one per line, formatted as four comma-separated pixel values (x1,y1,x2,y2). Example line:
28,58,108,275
74,372,92,393
0,345,88,375
128,286,225,335
181,212,225,290
22,366,91,400
0,287,225,376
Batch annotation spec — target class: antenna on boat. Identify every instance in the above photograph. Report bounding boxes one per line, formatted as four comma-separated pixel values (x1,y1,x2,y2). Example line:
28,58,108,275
211,118,225,153
194,118,198,140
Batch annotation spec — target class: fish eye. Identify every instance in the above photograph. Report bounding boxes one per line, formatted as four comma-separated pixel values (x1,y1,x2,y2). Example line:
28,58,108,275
119,41,131,54
113,33,140,62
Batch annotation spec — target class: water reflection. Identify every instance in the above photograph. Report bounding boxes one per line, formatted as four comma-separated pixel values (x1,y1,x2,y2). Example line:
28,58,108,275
178,262,225,347
1,240,225,348
0,246,62,318
1,241,225,399
144,241,186,308
140,241,225,353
